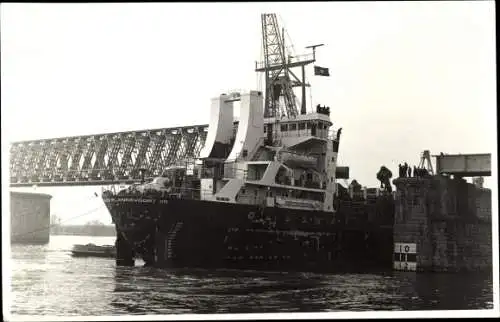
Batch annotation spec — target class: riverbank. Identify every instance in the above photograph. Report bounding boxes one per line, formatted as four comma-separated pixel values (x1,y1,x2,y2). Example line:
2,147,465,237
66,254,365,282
50,224,115,237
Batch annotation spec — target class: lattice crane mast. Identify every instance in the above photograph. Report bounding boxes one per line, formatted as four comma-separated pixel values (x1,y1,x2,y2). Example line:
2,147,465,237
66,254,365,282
255,13,318,119
418,150,435,175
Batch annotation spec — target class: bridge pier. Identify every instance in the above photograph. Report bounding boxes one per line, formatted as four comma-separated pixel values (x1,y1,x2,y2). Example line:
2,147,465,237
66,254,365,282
11,191,52,244
392,176,492,272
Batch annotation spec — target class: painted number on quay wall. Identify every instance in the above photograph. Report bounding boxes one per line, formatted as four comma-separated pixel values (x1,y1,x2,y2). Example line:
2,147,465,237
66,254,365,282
393,242,417,272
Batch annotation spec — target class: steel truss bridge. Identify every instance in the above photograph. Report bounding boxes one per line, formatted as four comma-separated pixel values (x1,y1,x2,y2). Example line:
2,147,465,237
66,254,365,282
9,123,239,187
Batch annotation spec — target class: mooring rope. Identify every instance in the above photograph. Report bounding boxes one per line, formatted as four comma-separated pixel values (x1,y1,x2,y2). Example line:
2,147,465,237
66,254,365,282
10,204,109,239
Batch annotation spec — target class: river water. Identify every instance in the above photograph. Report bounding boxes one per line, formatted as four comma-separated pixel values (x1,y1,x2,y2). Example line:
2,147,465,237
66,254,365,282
7,235,494,317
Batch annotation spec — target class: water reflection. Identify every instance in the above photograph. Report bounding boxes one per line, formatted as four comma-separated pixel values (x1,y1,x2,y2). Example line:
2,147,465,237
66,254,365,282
414,271,494,310
9,236,494,316
111,267,330,314
110,267,493,314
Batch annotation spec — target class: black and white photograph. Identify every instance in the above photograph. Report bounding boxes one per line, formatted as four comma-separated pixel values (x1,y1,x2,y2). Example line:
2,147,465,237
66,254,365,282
2,1,498,321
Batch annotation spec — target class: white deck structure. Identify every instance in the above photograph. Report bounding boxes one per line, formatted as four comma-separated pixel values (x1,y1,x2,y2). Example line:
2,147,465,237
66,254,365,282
434,153,491,177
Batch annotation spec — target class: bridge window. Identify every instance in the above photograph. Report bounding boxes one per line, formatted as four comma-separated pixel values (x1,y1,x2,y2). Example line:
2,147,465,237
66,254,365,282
298,123,305,130
275,166,290,185
247,164,268,181
311,122,317,136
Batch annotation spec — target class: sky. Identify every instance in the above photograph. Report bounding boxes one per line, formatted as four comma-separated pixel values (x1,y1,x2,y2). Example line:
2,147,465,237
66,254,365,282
1,1,497,225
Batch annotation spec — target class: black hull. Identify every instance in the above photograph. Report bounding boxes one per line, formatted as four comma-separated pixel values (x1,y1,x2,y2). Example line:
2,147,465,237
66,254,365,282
103,196,394,273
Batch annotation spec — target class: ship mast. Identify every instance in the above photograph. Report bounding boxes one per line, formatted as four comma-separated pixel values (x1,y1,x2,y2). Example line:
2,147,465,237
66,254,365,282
255,13,318,119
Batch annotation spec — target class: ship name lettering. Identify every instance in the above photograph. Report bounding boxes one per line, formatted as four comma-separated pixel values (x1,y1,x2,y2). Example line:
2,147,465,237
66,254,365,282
114,198,156,203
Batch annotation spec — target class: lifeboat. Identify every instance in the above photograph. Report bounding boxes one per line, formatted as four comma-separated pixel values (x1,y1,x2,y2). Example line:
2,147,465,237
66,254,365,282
71,243,116,258
280,151,317,168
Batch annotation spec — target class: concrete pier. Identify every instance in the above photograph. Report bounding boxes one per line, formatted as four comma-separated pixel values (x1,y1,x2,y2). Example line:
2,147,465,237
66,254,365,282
392,176,492,272
10,191,52,244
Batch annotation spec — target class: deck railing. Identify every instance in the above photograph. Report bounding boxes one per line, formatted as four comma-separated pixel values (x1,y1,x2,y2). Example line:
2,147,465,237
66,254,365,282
102,185,214,201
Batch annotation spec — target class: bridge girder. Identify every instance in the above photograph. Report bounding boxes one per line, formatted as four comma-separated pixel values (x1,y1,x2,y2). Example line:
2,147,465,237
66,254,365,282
434,153,491,177
7,124,234,187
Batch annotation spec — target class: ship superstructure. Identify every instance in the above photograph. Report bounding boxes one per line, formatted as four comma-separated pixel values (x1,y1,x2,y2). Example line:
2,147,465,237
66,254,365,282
197,13,340,214
102,13,395,272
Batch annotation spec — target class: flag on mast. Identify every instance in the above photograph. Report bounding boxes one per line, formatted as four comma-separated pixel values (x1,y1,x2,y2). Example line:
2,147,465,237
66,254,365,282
314,66,330,77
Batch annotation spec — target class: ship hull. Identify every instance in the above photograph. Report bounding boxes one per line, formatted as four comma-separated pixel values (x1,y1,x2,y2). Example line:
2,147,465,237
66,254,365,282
103,196,394,273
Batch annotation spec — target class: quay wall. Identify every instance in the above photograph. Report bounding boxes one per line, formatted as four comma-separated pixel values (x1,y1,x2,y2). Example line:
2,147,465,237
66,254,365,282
393,176,492,272
10,191,52,244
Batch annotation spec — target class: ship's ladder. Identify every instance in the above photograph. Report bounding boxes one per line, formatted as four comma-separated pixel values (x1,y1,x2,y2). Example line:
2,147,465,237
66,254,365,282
166,222,184,259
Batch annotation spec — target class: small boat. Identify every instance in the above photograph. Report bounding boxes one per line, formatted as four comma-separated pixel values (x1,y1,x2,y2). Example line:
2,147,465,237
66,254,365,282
71,243,116,258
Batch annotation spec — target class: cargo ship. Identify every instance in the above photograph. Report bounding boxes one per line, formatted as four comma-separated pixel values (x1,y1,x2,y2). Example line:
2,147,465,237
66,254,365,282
102,13,395,272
